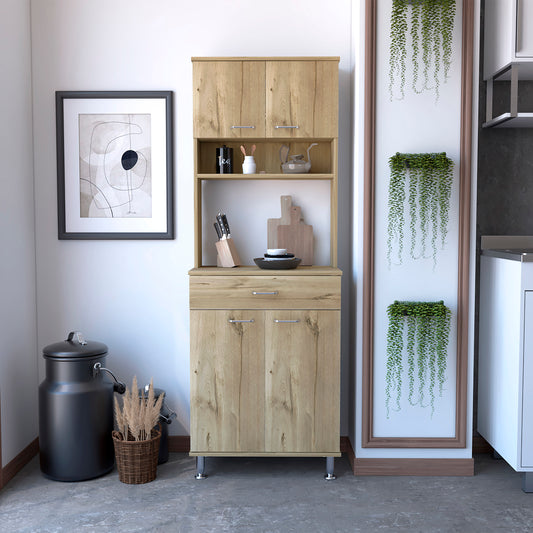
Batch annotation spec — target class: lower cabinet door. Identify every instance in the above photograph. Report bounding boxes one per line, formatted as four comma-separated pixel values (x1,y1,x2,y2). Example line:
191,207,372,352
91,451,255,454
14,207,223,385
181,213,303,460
190,310,265,453
522,291,533,467
264,310,340,453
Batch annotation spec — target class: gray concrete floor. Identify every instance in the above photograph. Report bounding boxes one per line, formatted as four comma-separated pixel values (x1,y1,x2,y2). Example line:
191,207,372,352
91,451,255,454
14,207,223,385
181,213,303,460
1,453,532,532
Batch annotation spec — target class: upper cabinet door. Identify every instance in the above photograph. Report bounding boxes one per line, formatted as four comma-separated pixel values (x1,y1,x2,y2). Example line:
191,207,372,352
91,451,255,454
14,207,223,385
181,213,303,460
193,61,266,138
516,0,533,58
266,60,338,138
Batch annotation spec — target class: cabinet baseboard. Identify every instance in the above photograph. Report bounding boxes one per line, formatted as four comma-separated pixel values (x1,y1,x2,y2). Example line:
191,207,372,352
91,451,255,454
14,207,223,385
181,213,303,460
1,437,39,489
168,435,191,453
352,457,474,476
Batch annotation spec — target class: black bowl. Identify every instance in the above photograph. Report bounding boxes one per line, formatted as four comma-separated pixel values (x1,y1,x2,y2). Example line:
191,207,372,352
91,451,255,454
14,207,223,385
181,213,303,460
254,257,301,270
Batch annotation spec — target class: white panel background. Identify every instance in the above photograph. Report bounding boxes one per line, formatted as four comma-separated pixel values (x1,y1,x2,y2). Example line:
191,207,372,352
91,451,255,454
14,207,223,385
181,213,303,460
373,0,463,437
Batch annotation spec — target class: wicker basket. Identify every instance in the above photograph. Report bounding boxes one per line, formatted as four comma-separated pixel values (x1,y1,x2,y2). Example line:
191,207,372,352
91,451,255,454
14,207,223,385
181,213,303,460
112,427,161,484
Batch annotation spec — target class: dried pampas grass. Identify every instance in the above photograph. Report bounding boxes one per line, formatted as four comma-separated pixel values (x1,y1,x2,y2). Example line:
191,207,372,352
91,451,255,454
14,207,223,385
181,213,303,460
114,377,164,441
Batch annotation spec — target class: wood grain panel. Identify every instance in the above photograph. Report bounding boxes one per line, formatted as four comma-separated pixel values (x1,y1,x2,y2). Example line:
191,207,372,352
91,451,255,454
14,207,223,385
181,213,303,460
265,310,340,453
315,60,339,137
192,57,340,62
189,266,342,276
353,458,474,476
189,275,341,310
1,438,39,488
266,61,317,138
190,310,265,453
193,61,265,138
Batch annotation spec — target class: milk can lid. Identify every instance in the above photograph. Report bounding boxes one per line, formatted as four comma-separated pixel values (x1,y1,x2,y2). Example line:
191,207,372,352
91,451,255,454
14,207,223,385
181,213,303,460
43,331,108,359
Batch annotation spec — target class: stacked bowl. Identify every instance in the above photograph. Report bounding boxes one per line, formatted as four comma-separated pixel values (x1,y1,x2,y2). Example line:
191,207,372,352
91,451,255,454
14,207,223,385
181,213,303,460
253,249,301,270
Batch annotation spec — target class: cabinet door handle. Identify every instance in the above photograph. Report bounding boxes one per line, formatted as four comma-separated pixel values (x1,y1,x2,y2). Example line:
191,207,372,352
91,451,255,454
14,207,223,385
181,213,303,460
274,125,299,129
228,319,255,323
252,291,278,295
231,125,255,129
274,319,300,323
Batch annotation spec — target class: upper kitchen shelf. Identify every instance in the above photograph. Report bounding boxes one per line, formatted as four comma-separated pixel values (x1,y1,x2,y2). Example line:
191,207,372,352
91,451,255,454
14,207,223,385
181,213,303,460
483,64,533,128
195,139,336,176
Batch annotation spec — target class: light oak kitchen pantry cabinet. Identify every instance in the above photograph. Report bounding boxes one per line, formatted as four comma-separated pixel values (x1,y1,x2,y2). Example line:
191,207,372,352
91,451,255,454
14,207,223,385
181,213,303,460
189,57,341,479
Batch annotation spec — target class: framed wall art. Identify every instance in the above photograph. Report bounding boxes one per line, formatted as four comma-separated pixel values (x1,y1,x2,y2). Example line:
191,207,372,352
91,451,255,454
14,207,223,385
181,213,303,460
56,91,174,239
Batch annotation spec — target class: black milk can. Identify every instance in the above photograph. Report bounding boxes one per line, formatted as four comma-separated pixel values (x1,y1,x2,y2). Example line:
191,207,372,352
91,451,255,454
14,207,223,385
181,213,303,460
39,331,125,481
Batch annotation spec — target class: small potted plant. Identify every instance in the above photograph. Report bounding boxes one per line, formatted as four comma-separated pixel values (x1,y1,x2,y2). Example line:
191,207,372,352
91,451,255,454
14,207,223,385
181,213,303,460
112,376,164,484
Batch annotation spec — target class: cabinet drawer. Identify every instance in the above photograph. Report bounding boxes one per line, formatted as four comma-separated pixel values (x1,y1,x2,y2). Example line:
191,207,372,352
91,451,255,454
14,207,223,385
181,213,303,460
190,275,341,310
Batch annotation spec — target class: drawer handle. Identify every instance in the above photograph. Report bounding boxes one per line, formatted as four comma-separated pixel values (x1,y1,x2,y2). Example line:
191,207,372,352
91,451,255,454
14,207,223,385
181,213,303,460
274,125,299,129
274,319,300,323
228,319,255,323
231,125,255,129
252,291,278,295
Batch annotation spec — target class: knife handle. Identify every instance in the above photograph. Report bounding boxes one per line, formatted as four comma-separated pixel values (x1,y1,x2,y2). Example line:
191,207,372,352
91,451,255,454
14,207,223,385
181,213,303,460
220,213,231,236
216,214,227,238
214,222,222,240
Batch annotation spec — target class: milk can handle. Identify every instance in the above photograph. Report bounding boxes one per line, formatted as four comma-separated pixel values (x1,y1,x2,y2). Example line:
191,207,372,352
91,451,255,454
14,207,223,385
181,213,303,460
67,331,87,345
93,362,126,394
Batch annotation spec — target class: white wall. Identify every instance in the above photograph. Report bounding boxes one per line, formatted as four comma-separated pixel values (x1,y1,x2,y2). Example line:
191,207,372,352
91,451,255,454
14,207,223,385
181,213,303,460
0,0,38,467
30,0,354,436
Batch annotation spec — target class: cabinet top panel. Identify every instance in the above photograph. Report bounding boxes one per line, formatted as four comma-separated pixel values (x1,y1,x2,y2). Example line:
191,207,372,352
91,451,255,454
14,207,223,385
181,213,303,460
189,266,342,276
191,57,340,62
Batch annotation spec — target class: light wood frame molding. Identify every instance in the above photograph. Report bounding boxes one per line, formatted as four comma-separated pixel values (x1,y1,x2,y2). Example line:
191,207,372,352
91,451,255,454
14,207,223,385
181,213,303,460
361,0,474,448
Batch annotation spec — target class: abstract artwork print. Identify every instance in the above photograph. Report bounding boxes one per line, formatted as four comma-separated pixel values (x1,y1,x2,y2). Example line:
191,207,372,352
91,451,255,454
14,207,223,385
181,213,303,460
79,114,152,219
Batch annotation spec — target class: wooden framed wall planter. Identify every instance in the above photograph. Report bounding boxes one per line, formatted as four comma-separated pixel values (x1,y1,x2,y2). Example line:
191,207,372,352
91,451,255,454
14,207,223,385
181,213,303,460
389,0,457,101
385,300,452,418
56,91,174,240
362,0,474,449
387,152,454,269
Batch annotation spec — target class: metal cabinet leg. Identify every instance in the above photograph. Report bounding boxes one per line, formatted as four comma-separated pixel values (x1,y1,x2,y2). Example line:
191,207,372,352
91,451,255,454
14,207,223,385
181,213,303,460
324,456,336,480
195,456,207,479
522,472,533,493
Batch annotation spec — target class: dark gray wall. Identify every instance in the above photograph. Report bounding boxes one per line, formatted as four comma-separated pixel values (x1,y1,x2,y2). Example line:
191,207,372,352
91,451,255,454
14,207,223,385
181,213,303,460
477,119,533,236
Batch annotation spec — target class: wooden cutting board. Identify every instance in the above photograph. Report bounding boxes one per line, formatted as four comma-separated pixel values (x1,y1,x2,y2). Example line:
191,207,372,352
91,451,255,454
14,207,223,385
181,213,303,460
277,206,314,265
267,195,292,249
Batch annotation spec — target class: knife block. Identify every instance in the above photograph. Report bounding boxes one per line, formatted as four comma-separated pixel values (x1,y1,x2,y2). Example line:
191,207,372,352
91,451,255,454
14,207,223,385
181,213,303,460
215,238,241,267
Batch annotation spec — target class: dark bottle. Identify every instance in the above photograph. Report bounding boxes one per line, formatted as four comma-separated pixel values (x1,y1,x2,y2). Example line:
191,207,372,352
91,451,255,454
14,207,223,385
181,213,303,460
216,145,233,173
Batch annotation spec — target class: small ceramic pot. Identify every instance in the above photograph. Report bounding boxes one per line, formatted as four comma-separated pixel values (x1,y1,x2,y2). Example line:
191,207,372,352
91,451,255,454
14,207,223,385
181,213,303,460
242,156,256,174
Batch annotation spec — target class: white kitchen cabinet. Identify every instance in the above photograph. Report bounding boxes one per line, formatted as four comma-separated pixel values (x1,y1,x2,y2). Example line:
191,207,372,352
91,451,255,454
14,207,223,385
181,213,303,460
483,0,533,127
484,0,533,79
478,247,533,491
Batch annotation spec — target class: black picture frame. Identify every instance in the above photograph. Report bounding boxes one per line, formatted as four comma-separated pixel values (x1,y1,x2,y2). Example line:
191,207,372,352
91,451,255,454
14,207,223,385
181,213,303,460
56,90,174,239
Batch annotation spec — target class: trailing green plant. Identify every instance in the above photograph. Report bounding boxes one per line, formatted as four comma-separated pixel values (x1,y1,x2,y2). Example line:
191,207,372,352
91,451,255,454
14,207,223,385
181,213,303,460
388,0,456,101
385,300,451,418
387,152,453,269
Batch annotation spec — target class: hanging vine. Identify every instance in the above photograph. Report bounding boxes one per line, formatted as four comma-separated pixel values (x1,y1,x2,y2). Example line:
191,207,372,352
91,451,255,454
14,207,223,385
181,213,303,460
388,0,457,101
387,152,453,269
385,300,451,418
